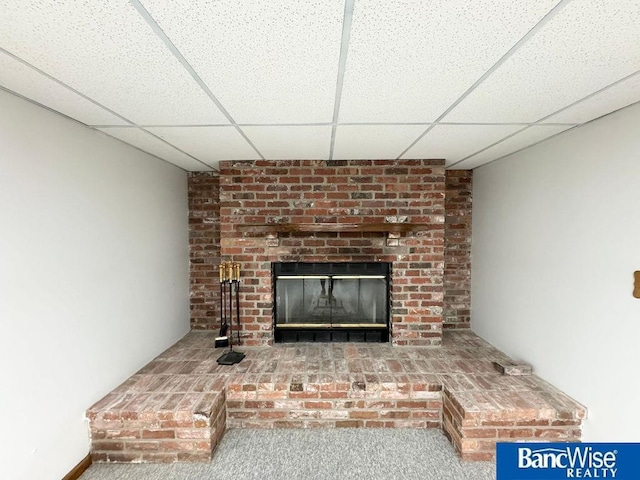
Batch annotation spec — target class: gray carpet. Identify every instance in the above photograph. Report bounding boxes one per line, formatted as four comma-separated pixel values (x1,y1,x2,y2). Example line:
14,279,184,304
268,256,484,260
80,429,495,480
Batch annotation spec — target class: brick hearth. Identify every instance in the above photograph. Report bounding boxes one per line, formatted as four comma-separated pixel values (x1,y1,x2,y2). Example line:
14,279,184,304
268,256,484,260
86,330,586,463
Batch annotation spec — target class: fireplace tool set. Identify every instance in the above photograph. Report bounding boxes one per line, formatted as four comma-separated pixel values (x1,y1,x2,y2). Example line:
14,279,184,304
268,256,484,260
216,261,245,365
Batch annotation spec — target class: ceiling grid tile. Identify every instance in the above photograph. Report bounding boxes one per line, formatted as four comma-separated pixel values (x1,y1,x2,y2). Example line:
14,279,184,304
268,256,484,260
146,126,262,167
243,126,332,160
402,124,524,166
338,0,561,123
139,0,345,124
0,0,230,125
444,0,640,124
98,127,215,171
0,51,129,126
453,125,574,169
333,124,428,160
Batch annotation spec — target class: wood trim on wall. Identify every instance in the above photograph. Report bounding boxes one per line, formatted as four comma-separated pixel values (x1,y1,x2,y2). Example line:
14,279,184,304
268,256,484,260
61,454,92,480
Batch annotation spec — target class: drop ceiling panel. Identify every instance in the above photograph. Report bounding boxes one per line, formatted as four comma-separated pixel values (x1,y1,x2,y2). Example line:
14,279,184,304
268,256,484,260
333,125,427,160
242,126,332,160
455,125,573,169
402,124,524,166
0,0,228,125
98,127,212,171
0,52,129,126
140,0,344,124
338,0,560,123
146,127,261,167
543,73,640,124
445,0,640,123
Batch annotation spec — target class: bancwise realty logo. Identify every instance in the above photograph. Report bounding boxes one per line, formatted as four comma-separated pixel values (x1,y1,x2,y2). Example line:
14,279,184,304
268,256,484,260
497,443,640,479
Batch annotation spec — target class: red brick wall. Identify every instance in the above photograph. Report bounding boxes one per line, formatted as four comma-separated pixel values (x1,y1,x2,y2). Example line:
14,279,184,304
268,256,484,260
188,172,221,330
218,159,446,346
444,171,472,329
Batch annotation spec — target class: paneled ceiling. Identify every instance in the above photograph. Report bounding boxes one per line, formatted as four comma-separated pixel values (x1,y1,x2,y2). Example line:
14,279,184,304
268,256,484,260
1,0,639,171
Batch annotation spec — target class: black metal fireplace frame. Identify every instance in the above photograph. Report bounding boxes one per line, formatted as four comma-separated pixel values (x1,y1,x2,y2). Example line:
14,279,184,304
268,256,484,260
272,262,391,343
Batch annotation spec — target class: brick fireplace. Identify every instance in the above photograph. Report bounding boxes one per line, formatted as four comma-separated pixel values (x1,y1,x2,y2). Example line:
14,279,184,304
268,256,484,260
188,160,472,346
90,169,588,464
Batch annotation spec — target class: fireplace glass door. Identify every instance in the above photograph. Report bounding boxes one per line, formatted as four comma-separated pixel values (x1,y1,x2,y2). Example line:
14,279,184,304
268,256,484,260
273,263,390,342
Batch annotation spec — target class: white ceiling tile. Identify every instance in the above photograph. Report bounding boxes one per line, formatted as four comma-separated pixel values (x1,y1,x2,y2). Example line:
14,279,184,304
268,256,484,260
140,0,344,124
0,0,228,125
338,0,560,123
445,0,640,123
1,0,637,164
402,124,524,166
333,125,427,160
455,125,573,169
146,127,261,167
98,127,211,171
542,73,640,124
242,126,332,160
0,52,128,126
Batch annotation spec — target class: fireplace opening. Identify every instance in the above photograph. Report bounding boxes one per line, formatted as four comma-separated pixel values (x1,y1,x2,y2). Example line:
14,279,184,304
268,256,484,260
273,262,390,343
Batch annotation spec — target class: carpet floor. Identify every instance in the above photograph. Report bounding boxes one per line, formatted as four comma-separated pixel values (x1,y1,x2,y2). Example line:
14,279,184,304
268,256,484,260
80,429,496,480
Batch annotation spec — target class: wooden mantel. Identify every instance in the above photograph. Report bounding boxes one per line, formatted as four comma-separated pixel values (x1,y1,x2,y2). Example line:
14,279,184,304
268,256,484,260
236,222,432,246
237,222,429,234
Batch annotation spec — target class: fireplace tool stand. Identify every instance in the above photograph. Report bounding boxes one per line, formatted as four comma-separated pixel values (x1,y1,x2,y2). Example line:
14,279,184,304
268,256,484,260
215,276,229,348
216,262,245,365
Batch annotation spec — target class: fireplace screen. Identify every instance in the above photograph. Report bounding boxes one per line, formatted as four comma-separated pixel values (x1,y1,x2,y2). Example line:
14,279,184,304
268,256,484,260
273,262,390,342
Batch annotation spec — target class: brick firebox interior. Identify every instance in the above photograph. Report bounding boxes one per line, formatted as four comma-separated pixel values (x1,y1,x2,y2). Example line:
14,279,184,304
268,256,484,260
189,159,473,345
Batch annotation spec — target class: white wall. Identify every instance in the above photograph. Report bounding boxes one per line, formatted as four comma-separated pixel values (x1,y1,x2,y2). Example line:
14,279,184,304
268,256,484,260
471,102,640,441
0,90,190,479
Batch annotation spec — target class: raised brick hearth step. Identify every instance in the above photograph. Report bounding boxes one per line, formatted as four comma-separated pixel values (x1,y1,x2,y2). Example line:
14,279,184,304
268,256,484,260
86,331,586,463
225,373,443,429
442,379,586,461
86,381,227,462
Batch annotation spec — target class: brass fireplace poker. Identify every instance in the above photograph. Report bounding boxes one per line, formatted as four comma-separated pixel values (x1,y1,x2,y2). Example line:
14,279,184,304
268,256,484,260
216,262,245,365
